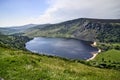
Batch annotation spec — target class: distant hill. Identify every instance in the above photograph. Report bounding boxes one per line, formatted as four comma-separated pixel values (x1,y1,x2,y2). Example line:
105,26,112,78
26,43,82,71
23,24,50,33
0,24,38,35
22,18,120,42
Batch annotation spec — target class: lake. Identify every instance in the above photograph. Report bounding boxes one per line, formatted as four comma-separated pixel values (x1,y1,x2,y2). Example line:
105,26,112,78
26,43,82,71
25,37,98,60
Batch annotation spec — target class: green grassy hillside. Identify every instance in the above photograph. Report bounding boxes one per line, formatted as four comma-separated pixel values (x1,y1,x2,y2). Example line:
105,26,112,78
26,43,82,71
89,49,120,70
0,33,31,50
94,49,120,62
0,46,120,80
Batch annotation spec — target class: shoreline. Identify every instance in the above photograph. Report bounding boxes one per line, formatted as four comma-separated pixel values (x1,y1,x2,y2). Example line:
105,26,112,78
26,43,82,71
86,42,101,61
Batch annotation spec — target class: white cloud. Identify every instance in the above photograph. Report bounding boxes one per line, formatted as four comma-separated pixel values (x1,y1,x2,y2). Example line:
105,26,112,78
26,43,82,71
32,0,120,24
1,0,119,26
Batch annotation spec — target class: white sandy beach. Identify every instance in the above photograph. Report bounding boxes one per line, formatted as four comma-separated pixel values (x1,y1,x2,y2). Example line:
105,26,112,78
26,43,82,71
86,42,101,61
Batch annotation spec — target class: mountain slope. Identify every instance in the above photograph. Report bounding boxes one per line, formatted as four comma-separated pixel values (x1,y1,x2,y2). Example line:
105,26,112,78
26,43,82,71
23,18,120,42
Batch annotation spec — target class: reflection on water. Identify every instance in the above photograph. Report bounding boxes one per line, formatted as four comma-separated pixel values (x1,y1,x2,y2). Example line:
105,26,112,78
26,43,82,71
26,37,98,60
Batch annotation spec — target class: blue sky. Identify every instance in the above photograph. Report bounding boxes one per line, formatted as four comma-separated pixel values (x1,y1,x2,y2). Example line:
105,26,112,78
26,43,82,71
0,0,49,27
0,0,120,27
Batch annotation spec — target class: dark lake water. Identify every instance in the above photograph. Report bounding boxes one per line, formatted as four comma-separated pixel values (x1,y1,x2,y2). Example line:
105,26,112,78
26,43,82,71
25,37,98,60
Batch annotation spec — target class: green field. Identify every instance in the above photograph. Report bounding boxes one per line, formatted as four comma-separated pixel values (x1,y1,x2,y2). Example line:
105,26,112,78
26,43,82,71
94,49,120,62
89,49,120,70
0,46,120,80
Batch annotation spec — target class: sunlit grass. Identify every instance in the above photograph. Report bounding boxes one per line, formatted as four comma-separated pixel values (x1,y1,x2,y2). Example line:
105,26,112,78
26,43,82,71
0,47,120,80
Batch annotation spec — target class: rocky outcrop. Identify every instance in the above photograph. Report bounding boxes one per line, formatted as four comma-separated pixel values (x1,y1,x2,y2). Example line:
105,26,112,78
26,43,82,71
0,77,4,80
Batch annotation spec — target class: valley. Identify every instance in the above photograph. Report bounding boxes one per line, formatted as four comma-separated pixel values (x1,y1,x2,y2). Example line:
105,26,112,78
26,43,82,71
0,18,120,80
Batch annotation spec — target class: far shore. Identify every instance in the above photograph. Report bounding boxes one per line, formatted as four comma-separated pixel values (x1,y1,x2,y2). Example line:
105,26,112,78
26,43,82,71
86,42,101,61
